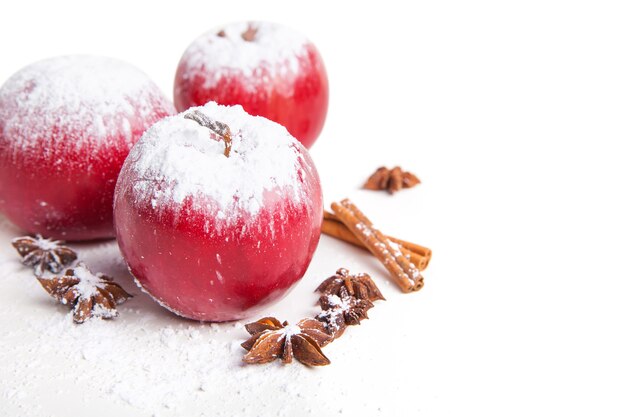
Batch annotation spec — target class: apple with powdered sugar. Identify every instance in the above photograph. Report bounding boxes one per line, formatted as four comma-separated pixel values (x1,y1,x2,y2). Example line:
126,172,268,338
113,102,323,321
0,55,175,241
174,21,329,149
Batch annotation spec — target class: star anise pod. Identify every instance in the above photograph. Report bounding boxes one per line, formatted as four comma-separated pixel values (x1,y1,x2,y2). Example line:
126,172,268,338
316,287,375,339
37,263,132,324
241,317,332,366
363,166,420,194
316,268,385,302
11,235,77,277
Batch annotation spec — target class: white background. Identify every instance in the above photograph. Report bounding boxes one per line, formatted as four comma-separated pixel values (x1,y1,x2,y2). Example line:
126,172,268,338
1,0,626,416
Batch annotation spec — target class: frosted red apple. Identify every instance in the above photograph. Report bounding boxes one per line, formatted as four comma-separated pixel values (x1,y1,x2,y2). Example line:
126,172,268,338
113,102,323,321
174,21,329,148
0,55,175,240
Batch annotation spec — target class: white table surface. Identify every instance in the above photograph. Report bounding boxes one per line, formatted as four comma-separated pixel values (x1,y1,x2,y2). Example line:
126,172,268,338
1,1,625,416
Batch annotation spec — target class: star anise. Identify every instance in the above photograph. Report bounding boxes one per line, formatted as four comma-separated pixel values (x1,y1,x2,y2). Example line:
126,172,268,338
241,317,332,366
316,287,374,339
12,235,77,276
37,263,132,324
316,268,385,302
363,166,420,194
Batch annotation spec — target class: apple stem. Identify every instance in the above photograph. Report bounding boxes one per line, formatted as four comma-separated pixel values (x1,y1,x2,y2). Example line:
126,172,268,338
184,110,232,157
241,24,258,42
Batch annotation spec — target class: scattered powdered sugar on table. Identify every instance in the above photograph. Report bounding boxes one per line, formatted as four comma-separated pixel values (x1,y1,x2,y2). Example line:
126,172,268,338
181,21,309,90
0,55,173,152
124,102,307,219
0,221,415,416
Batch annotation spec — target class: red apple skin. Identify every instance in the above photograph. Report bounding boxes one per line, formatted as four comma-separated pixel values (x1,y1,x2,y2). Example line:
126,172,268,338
114,143,323,322
174,37,329,149
0,58,174,241
0,137,133,240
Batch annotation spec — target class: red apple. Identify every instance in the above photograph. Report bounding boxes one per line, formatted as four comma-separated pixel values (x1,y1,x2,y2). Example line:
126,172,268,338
0,55,175,241
174,21,329,149
113,102,323,321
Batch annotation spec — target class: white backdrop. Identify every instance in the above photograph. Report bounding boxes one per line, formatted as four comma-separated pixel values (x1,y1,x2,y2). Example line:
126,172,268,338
1,0,625,416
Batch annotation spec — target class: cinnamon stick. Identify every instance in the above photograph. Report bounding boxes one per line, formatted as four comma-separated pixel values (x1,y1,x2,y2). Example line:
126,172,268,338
323,210,431,263
321,219,429,270
321,218,362,247
323,210,341,222
330,200,424,293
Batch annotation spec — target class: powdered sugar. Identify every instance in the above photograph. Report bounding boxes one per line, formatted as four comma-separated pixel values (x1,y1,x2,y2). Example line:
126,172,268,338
180,21,309,90
0,55,174,152
0,222,413,416
317,306,342,332
317,294,350,332
30,236,61,251
70,264,112,299
124,102,307,220
281,324,302,339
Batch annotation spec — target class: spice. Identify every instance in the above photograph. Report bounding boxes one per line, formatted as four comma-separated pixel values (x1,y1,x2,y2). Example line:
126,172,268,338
11,235,77,276
363,166,420,194
317,286,375,339
330,199,425,293
241,317,332,366
37,263,132,323
316,268,384,302
321,213,431,270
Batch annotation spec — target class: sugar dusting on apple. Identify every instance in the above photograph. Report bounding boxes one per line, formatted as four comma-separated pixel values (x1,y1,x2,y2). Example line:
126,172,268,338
174,21,329,149
114,102,323,322
181,22,308,91
0,55,170,149
125,102,311,221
